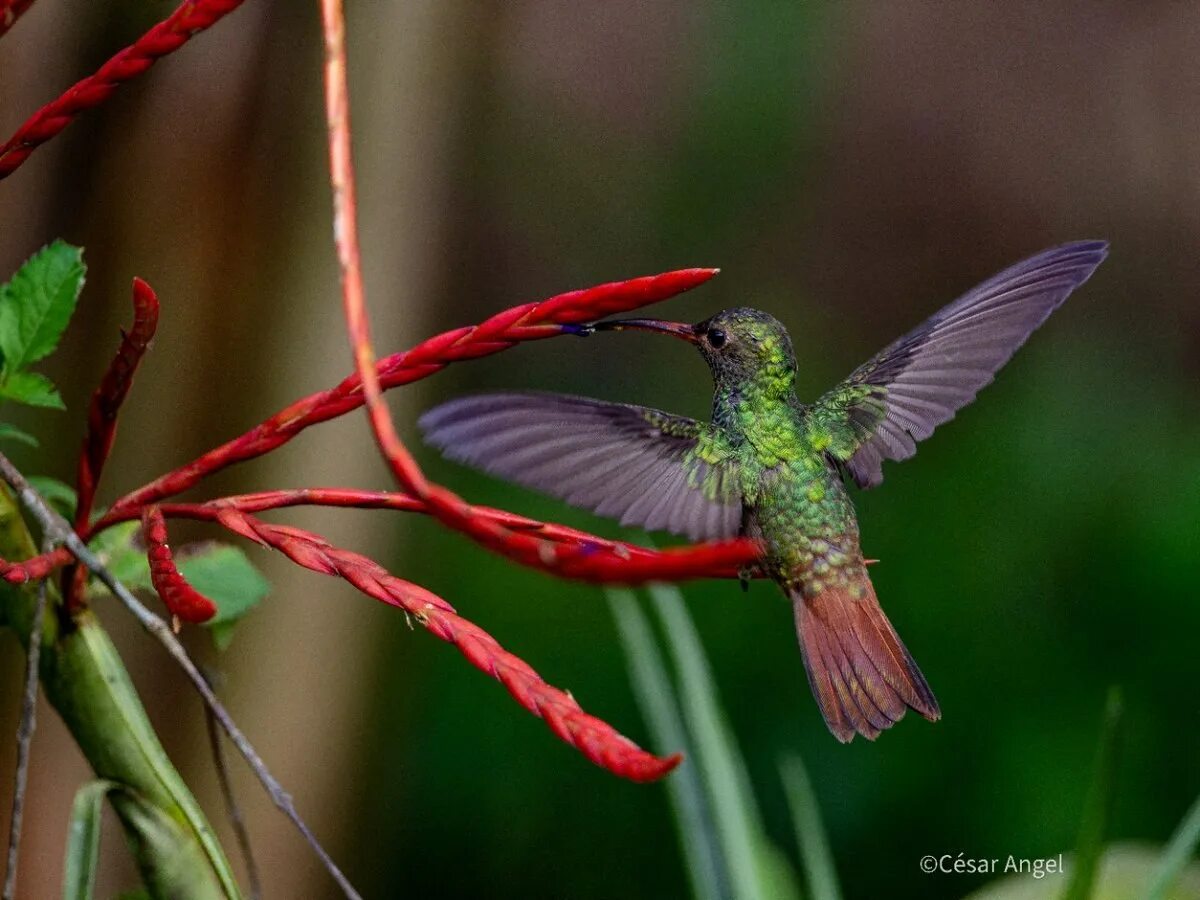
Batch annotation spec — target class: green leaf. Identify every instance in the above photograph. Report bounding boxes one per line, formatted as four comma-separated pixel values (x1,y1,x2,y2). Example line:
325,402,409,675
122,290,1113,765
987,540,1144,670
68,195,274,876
608,589,727,900
86,522,152,597
0,422,38,447
63,779,118,900
781,754,843,900
1063,687,1124,900
0,241,85,373
26,475,77,518
1147,792,1200,900
178,544,270,651
0,372,64,409
648,584,800,900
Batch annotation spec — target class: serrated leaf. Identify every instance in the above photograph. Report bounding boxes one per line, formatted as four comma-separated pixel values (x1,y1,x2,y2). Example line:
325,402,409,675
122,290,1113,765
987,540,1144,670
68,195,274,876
0,371,64,408
0,241,85,373
26,475,77,517
63,779,118,900
0,422,38,447
177,544,270,651
86,521,152,597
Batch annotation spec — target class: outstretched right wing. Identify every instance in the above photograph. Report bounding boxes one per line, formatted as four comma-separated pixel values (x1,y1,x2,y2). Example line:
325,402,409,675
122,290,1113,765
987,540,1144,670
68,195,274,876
807,241,1108,488
419,391,744,541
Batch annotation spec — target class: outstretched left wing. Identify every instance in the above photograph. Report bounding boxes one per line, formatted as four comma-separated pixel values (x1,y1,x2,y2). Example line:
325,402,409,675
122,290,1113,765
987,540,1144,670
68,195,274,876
807,241,1108,488
419,391,743,541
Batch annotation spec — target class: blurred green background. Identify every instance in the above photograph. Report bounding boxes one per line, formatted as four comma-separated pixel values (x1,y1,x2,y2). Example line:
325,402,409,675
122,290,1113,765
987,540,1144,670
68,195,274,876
1,2,1198,897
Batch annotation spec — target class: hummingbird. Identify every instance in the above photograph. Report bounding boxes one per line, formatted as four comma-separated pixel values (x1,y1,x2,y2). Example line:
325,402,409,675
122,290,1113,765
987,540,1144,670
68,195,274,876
420,242,1108,742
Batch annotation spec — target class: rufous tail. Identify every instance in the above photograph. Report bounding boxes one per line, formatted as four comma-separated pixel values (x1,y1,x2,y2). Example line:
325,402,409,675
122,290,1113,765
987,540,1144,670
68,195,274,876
791,573,940,742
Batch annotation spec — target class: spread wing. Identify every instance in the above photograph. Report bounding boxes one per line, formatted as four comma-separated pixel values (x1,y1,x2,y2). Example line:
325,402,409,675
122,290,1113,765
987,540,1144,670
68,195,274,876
808,240,1109,488
419,392,743,540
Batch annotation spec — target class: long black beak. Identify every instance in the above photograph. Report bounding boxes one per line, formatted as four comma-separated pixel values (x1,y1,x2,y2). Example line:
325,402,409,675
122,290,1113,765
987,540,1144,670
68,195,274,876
591,318,699,343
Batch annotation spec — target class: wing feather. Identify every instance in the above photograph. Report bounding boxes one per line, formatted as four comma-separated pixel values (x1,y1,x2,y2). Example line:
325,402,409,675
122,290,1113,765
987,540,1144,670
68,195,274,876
809,241,1108,487
419,391,743,541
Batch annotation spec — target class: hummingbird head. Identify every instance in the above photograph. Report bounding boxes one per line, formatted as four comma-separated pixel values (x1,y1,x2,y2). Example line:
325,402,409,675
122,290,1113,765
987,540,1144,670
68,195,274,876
594,307,797,395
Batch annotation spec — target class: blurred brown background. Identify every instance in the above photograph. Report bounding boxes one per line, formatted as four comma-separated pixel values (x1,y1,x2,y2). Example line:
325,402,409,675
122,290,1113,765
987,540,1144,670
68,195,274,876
1,2,1198,897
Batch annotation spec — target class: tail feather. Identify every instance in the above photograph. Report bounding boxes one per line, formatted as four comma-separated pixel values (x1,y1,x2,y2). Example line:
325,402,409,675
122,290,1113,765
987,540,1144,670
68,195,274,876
791,574,940,743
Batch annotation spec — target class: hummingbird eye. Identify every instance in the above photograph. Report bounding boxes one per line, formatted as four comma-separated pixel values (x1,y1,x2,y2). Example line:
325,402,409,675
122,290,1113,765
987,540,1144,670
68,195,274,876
706,328,727,349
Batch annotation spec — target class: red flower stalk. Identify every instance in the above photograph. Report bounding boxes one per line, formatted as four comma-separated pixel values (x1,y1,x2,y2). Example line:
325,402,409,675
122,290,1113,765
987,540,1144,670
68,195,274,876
0,547,69,583
145,489,759,582
76,278,159,530
102,267,716,519
0,0,246,180
91,270,730,584
143,506,217,624
0,0,36,38
2,269,751,588
319,0,424,496
211,506,679,781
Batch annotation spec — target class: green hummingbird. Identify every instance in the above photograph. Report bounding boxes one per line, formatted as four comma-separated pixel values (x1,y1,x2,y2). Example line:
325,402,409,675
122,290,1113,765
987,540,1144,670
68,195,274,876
420,241,1108,742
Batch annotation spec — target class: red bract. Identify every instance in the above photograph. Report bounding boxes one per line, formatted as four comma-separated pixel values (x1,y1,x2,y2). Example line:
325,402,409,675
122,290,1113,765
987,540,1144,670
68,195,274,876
211,506,679,781
0,0,245,179
0,0,750,785
143,506,217,624
77,279,159,530
102,267,717,516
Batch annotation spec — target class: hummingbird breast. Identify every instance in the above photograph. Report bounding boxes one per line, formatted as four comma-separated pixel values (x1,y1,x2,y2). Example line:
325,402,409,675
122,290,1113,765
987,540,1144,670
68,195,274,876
745,452,865,594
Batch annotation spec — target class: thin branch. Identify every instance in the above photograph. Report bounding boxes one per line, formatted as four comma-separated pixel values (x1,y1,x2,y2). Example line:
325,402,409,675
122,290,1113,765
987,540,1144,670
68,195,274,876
2,572,46,900
204,673,262,900
0,453,361,900
0,0,248,180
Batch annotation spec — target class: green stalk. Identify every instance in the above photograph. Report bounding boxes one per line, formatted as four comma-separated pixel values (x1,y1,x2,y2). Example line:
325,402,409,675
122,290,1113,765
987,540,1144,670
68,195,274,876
0,486,239,899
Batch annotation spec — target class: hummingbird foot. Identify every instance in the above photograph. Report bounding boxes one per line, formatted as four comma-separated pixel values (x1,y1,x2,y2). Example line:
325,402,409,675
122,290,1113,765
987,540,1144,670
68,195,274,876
737,562,763,592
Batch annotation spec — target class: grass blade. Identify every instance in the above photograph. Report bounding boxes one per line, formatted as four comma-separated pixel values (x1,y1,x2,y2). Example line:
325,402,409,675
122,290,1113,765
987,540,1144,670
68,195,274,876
1146,792,1200,900
780,755,842,900
1061,687,1123,900
63,780,117,900
648,584,798,900
609,589,728,900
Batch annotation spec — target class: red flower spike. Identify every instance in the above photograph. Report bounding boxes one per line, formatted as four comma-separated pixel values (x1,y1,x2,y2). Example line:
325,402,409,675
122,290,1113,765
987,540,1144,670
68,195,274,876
142,506,217,624
208,507,678,781
102,267,718,517
93,489,762,585
76,278,159,530
0,546,71,583
0,0,37,38
0,0,246,180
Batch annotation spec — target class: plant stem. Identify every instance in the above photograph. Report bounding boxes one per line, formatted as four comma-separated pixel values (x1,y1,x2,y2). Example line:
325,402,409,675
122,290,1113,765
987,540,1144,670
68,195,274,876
0,484,238,898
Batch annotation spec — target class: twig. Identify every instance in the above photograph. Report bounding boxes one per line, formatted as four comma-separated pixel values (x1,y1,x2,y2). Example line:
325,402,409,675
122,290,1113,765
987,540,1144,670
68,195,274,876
0,0,248,180
1,571,46,900
0,452,361,900
203,673,262,900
